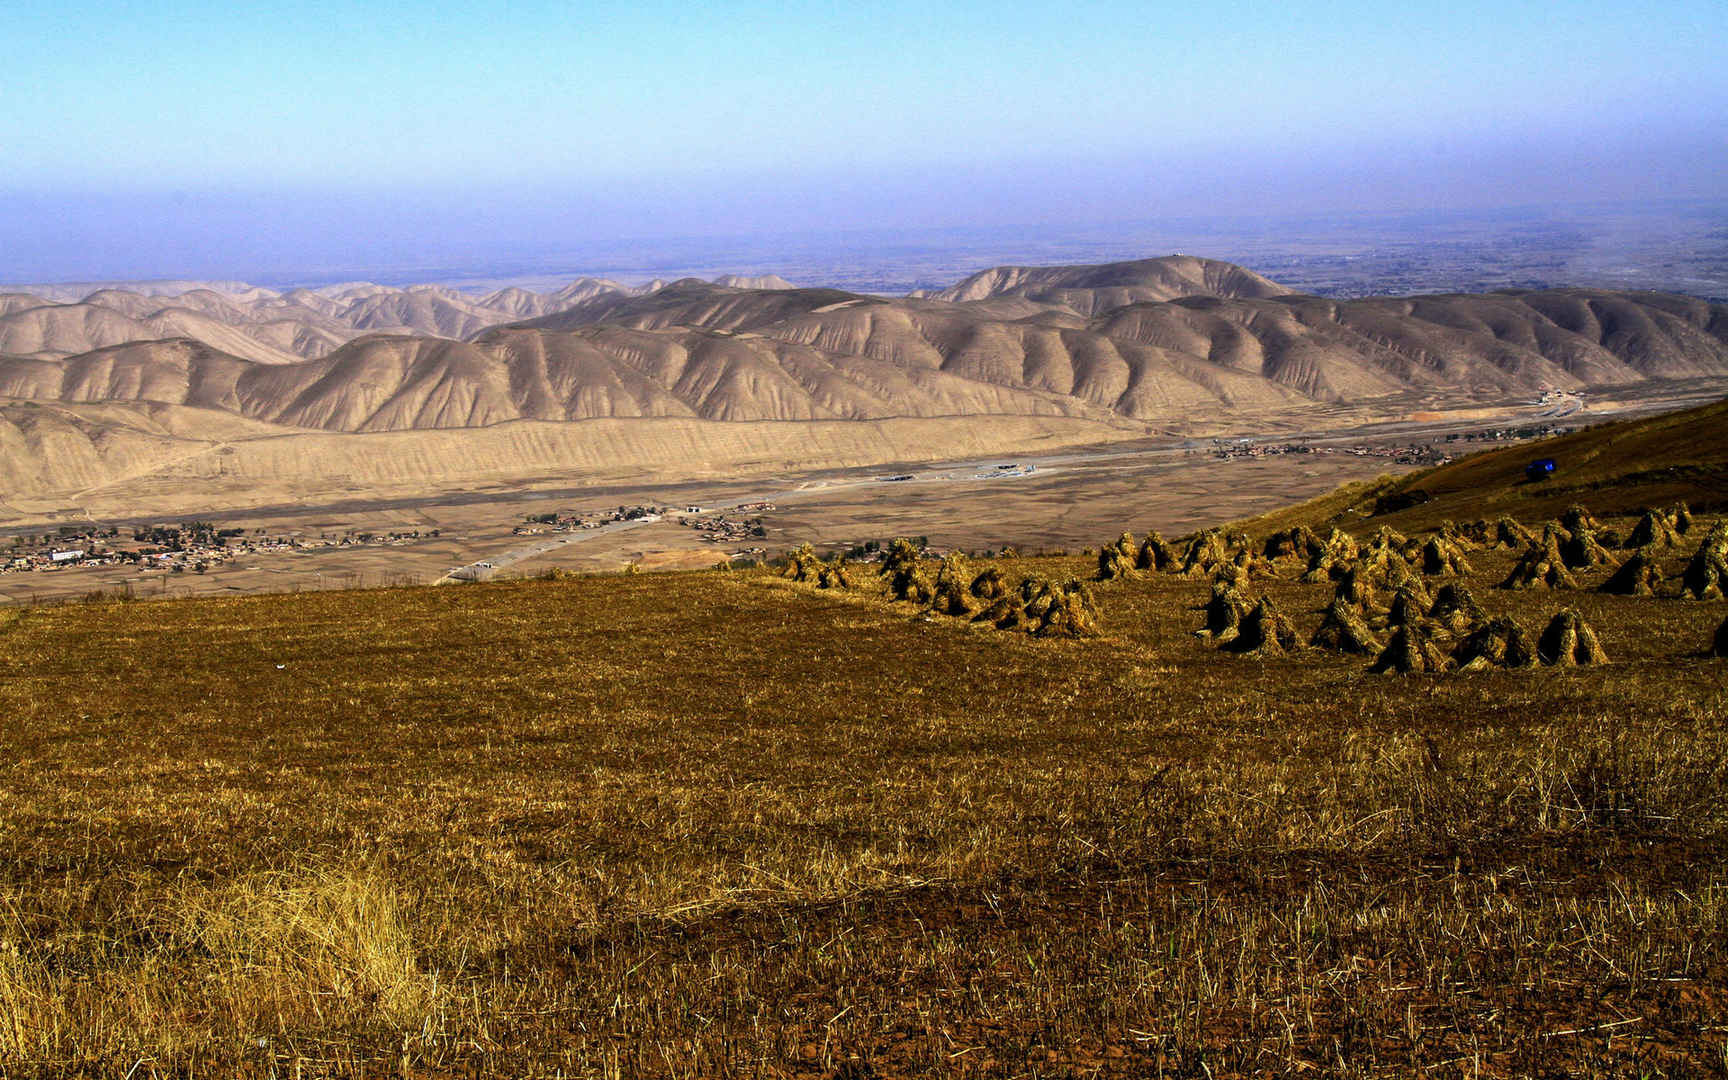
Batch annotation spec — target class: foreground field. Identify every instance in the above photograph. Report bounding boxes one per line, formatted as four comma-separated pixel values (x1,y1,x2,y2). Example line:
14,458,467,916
1,506,1725,1077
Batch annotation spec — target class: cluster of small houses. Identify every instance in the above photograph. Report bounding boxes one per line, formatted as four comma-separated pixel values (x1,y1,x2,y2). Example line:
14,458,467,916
515,505,671,534
773,503,1728,663
514,502,774,561
1,524,432,577
1212,440,1452,467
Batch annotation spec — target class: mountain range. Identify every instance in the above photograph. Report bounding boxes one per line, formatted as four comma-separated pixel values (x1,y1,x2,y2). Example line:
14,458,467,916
1,255,1725,519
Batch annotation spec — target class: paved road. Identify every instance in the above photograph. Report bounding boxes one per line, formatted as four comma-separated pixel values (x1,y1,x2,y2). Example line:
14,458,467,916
439,517,654,581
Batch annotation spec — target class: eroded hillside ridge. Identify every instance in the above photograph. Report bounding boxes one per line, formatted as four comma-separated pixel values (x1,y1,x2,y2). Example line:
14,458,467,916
1,277,1724,433
0,275,679,365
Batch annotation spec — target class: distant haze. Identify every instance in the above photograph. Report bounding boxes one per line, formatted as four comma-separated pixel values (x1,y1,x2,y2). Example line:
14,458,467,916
3,0,1724,286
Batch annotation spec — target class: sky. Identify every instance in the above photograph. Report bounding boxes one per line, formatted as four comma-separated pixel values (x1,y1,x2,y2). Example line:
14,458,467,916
3,0,1726,283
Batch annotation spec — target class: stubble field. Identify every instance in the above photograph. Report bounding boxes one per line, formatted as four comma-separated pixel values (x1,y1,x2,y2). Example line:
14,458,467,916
1,501,1725,1077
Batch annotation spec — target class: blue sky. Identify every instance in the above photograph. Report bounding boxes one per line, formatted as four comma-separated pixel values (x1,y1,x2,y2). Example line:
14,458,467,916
4,0,1725,281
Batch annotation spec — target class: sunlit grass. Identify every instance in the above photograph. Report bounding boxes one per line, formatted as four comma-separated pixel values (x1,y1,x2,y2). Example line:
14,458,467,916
0,515,1724,1075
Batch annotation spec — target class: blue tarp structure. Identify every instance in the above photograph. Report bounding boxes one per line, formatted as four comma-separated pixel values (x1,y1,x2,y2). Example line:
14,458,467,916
1525,458,1557,481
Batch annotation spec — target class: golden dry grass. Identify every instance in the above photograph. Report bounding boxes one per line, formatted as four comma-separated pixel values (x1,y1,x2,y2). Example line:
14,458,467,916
0,513,1725,1076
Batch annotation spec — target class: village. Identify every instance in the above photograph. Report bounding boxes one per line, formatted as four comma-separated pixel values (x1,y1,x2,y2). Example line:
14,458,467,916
0,522,436,579
511,501,777,558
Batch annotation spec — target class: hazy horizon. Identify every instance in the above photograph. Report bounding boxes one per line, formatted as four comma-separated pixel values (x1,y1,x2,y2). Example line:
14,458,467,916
4,0,1725,286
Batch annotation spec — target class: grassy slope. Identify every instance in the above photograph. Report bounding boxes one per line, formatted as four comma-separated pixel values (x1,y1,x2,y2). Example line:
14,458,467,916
1235,396,1728,538
4,396,1728,1075
1,531,1725,1075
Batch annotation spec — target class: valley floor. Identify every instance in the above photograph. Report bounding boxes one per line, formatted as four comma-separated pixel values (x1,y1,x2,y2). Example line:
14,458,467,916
14,378,1724,607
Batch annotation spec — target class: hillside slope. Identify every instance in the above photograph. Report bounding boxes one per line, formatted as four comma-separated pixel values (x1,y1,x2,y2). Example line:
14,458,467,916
1237,395,1728,536
3,286,1726,437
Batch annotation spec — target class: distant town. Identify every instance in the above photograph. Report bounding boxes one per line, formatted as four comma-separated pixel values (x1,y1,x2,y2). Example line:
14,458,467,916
1,522,434,580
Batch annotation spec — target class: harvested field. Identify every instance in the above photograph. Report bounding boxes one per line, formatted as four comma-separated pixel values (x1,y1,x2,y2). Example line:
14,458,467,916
1,501,1725,1077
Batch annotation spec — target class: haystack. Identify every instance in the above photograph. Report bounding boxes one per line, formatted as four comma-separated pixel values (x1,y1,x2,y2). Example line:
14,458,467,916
1194,581,1252,643
816,557,853,590
1137,530,1179,572
974,593,1025,630
1559,525,1615,570
1501,527,1578,590
1561,505,1599,535
1625,509,1682,550
1598,548,1664,597
1428,583,1486,634
969,566,1007,600
1430,521,1486,552
1382,562,1432,610
1310,599,1383,654
1421,536,1475,577
931,553,975,616
1679,533,1728,601
1492,516,1535,549
1453,616,1535,671
1537,608,1608,666
1223,595,1300,657
1332,563,1380,612
1179,529,1231,578
1384,584,1432,630
1021,577,1058,621
879,538,922,578
1714,615,1728,658
783,542,822,582
1224,548,1277,582
1097,532,1140,581
1264,525,1323,562
1436,520,1480,550
1211,563,1253,591
1369,623,1451,674
1301,529,1360,582
1671,503,1694,535
1030,580,1100,639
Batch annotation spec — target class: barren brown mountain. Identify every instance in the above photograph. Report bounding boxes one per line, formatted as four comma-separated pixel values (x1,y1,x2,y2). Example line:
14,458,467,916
2,256,1725,517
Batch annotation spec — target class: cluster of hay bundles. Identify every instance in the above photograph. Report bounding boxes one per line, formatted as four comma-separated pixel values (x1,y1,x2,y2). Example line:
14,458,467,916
1454,617,1535,671
969,566,1006,601
1624,505,1689,550
1535,608,1610,666
1311,599,1382,654
1195,582,1253,643
1137,530,1179,572
1492,516,1536,549
1097,529,1188,579
1007,577,1100,638
878,539,935,604
1301,528,1362,582
1559,522,1616,570
1428,583,1486,634
1599,547,1664,596
1369,622,1452,674
1421,535,1474,576
781,542,854,590
1097,532,1141,580
1263,525,1325,563
930,553,976,616
1178,529,1234,579
1679,523,1728,601
1222,596,1300,658
1501,525,1579,590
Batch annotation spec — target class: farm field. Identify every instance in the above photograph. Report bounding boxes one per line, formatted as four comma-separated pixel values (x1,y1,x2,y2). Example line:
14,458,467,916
3,428,1727,1075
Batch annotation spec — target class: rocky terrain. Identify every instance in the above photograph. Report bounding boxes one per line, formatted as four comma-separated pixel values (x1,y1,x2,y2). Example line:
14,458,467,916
0,256,1724,518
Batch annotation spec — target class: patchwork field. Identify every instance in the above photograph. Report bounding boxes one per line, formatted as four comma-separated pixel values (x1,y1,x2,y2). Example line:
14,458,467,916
2,455,1725,1076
